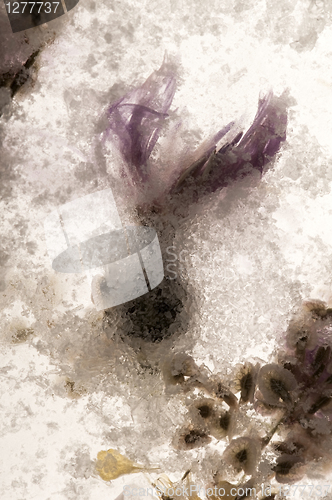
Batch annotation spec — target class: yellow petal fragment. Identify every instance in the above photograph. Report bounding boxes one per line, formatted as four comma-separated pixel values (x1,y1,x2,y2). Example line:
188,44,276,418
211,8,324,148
96,448,142,481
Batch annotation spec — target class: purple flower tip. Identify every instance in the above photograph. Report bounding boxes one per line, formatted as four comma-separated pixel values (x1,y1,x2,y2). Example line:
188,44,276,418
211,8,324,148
172,90,288,195
102,56,176,183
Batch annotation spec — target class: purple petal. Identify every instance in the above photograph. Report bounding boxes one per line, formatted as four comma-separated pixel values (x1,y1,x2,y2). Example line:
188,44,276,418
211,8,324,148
102,57,176,183
171,91,288,196
235,90,288,172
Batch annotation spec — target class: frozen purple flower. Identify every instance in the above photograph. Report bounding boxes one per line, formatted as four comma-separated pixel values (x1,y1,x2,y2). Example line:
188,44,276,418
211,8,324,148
102,59,289,209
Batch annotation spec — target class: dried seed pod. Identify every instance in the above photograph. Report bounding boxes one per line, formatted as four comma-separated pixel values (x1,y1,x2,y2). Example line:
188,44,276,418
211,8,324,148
188,397,235,440
273,454,306,484
210,408,234,440
152,473,173,496
189,398,216,421
258,364,297,406
183,473,204,500
223,437,261,476
234,362,259,404
152,474,198,500
173,423,211,450
304,299,330,318
91,275,110,310
285,300,330,356
307,393,332,415
286,325,314,357
206,377,238,408
311,345,331,377
273,427,321,467
196,402,213,419
162,353,201,389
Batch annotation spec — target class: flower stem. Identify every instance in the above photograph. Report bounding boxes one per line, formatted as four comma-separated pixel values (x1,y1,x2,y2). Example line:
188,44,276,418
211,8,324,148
261,414,286,447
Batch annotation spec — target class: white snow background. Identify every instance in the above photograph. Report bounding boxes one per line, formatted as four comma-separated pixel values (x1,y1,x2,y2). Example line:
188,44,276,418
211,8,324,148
1,0,332,498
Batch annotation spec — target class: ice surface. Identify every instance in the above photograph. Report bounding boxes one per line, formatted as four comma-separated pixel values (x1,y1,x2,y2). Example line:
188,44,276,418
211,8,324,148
2,0,332,498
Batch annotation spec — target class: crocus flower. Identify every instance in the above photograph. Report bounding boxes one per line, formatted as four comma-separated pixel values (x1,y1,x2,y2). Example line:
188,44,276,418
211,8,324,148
101,58,289,211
